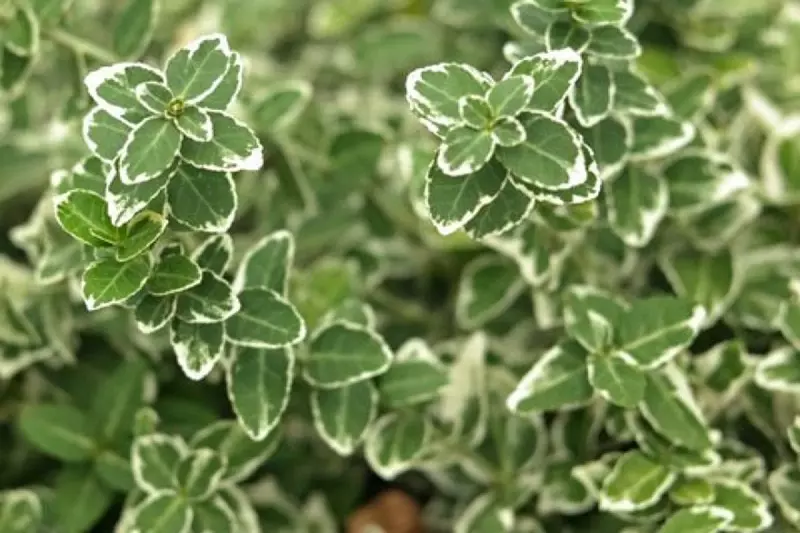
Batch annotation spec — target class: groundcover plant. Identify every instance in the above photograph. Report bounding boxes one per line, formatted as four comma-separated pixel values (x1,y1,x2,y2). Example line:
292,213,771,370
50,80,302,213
3,0,800,531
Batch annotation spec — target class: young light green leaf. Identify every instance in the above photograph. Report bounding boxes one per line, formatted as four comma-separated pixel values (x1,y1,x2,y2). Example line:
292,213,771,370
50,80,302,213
437,125,495,176
405,62,493,135
754,347,800,394
486,75,535,118
226,346,294,441
304,321,393,389
615,296,706,368
377,339,449,408
0,490,42,533
84,62,163,122
224,288,306,349
4,4,39,57
364,411,433,480
132,493,193,533
82,256,151,311
232,230,294,295
113,0,159,59
131,433,188,493
175,270,239,323
569,64,614,128
768,464,800,528
588,352,646,408
711,480,774,532
657,507,733,533
424,158,507,235
507,340,593,414
200,52,244,111
119,116,182,184
175,106,213,142
605,165,669,248
18,404,95,462
54,190,120,246
600,450,676,513
135,294,176,333
173,448,227,500
491,116,526,147
82,107,132,163
116,210,167,261
311,380,378,456
587,25,641,60
147,253,202,296
455,254,525,328
252,80,313,132
170,320,225,380
497,111,586,190
459,95,493,129
164,33,232,103
167,164,236,232
506,49,582,112
180,111,263,172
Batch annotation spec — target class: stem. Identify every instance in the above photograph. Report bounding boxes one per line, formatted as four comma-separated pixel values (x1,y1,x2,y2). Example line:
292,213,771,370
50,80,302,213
45,27,118,64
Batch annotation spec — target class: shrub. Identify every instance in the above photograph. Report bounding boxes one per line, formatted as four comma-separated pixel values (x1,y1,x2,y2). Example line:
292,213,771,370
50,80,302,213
1,0,800,532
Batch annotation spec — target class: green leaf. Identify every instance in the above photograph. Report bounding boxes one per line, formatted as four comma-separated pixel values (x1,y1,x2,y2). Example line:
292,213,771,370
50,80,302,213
190,420,282,483
605,165,669,248
546,21,591,52
568,64,614,128
116,210,167,261
711,480,774,532
170,320,225,380
311,380,378,456
94,446,135,491
135,294,176,333
364,411,433,480
615,296,705,368
754,347,800,394
579,116,631,179
406,62,493,135
377,339,449,408
600,451,676,513
507,340,593,413
233,230,294,295
253,80,313,132
613,69,669,116
165,33,232,102
437,125,495,176
82,256,151,311
455,494,513,533
424,158,508,235
226,346,294,441
132,433,188,493
768,464,800,528
175,106,213,142
511,0,563,38
486,75,535,117
455,254,525,328
54,189,120,247
106,162,174,227
113,0,159,59
304,321,393,389
224,288,305,348
180,111,263,172
587,26,640,59
147,253,202,296
491,116,526,147
82,107,132,163
119,116,182,184
571,0,632,26
84,62,163,122
53,467,113,533
135,81,173,114
199,52,244,111
133,493,193,533
658,507,733,533
669,478,716,506
191,497,237,533
640,367,713,451
4,4,39,57
0,490,42,533
588,352,646,408
506,49,582,112
463,177,536,238
173,448,227,500
630,115,696,161
167,164,237,232
459,95,494,129
497,111,586,190
563,285,626,353
18,404,95,462
662,151,750,216
191,234,233,274
89,358,149,440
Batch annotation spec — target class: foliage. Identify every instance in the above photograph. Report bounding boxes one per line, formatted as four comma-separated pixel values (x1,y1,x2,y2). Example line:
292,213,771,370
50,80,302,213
2,0,800,532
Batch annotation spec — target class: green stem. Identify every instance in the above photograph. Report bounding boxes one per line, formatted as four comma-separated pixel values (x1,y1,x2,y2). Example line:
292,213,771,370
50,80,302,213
45,27,118,64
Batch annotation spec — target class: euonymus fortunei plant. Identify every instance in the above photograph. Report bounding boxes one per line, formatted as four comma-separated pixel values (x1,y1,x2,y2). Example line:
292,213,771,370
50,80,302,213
3,0,800,532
